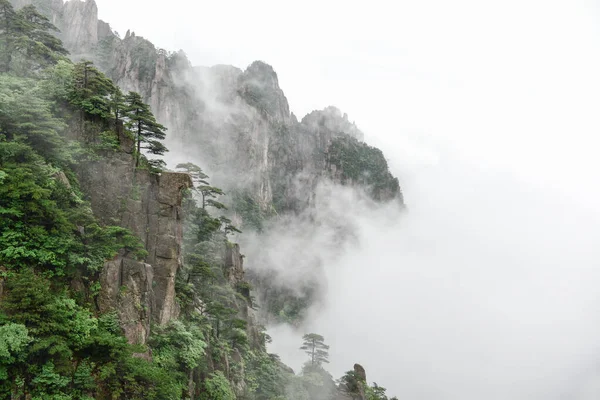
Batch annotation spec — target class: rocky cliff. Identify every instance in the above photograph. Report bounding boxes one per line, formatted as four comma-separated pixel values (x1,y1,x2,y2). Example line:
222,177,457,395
11,0,403,330
76,128,192,344
9,0,403,213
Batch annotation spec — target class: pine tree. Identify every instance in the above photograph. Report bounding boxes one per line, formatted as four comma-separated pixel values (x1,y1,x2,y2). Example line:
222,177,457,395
16,5,68,69
67,60,117,141
300,333,330,366
69,60,115,119
175,163,225,209
124,91,167,167
108,85,126,127
0,2,68,73
0,74,66,161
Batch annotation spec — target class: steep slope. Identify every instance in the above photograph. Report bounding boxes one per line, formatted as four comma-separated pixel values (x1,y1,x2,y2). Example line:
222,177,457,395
10,0,403,329
76,130,193,344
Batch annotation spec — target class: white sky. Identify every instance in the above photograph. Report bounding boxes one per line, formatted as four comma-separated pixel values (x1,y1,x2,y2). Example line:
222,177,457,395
93,0,600,397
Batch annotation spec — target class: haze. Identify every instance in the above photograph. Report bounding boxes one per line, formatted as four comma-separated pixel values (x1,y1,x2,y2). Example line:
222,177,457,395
94,0,600,398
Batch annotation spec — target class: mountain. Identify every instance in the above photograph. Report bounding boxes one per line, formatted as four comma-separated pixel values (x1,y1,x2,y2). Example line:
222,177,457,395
1,0,402,398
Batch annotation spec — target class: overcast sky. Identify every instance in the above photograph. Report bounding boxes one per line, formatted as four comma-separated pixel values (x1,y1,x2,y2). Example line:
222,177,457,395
93,0,600,397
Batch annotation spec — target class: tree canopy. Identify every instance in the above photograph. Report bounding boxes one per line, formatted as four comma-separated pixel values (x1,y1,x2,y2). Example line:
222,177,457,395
0,0,68,73
300,333,330,366
125,91,168,166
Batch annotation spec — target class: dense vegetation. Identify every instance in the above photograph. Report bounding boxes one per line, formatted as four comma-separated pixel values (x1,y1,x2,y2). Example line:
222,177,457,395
0,2,399,399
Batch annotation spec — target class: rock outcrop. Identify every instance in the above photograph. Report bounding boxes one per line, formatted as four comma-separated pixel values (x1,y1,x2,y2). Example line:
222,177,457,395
336,363,369,400
77,130,192,343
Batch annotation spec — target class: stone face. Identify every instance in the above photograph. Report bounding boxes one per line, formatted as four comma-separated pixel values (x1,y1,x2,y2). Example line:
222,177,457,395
77,150,191,344
97,19,113,40
62,0,99,56
224,243,245,285
98,257,154,344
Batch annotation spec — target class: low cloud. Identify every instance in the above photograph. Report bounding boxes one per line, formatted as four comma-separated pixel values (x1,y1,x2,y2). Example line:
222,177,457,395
264,143,600,399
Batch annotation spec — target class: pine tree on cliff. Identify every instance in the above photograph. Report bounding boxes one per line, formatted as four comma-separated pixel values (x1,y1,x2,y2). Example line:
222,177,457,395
124,91,167,167
107,85,126,129
68,60,116,138
301,333,330,366
69,61,115,117
175,163,225,210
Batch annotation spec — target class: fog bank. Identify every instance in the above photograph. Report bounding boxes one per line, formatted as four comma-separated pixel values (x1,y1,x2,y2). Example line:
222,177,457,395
267,143,600,399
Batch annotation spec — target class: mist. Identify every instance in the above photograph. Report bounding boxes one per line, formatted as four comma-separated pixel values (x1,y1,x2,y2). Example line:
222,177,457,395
246,133,599,399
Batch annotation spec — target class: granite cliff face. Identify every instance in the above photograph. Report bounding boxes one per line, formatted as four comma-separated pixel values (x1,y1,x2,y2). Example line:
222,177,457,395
76,129,192,343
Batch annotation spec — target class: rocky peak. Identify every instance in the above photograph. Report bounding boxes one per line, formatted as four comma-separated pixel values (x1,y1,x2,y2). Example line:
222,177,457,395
335,363,369,400
243,61,281,90
238,60,291,122
62,0,99,56
301,106,365,141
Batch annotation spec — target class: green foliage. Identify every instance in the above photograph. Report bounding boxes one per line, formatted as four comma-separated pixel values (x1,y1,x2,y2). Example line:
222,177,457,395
243,351,287,399
365,383,397,400
14,5,68,71
0,271,183,399
38,60,75,103
93,130,120,152
327,136,401,202
0,1,68,74
0,139,145,275
0,74,67,163
150,320,207,372
0,322,31,382
107,85,126,126
200,371,235,400
68,61,116,120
